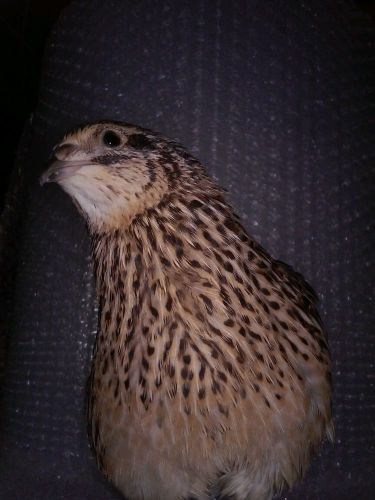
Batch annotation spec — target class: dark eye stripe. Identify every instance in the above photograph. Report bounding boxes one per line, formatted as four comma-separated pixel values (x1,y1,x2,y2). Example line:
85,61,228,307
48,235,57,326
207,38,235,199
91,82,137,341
127,134,153,149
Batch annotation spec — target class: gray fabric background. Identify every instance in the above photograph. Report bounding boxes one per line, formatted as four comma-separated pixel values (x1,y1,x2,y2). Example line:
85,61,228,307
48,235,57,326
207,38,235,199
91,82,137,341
0,1,374,498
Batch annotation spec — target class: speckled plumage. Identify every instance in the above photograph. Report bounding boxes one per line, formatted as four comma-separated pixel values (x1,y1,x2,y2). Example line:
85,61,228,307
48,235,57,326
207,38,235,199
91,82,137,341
41,121,333,500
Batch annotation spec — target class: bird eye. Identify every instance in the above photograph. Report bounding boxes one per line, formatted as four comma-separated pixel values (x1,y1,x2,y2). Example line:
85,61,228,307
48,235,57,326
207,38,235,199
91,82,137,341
102,130,121,147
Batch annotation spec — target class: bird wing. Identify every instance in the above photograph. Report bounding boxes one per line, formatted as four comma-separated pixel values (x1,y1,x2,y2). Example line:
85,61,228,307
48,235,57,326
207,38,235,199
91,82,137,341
270,259,323,329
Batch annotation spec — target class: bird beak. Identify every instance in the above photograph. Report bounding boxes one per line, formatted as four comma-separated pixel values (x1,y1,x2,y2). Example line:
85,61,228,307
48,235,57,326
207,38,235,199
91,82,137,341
40,159,92,186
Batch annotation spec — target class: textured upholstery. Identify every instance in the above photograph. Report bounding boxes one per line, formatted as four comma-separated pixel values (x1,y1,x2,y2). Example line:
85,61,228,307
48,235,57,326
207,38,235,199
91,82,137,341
0,1,374,498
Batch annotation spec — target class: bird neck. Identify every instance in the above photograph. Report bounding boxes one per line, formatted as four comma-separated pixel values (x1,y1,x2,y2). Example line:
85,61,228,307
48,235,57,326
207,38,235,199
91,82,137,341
89,188,236,386
90,182,231,330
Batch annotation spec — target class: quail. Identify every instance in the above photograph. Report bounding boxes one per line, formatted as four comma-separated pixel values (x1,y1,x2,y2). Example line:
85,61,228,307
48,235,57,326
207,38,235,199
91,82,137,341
41,121,333,500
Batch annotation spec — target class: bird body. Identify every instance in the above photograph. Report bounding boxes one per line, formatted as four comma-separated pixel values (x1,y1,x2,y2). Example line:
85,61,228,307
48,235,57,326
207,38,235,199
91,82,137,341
41,122,333,500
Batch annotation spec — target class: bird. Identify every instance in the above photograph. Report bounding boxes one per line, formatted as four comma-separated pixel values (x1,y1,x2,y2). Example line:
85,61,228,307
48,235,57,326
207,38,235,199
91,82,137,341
40,120,333,500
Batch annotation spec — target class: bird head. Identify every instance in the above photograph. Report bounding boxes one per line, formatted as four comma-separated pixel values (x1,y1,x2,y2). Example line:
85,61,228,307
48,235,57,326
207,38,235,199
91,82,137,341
40,121,190,231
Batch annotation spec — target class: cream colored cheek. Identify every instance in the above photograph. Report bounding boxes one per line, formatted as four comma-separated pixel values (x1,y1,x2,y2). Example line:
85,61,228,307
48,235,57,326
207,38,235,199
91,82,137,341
58,162,153,224
62,173,110,199
87,162,150,190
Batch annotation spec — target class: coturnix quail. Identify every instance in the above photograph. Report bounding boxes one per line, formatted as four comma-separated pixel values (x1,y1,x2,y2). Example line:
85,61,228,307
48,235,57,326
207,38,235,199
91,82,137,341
41,121,333,500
